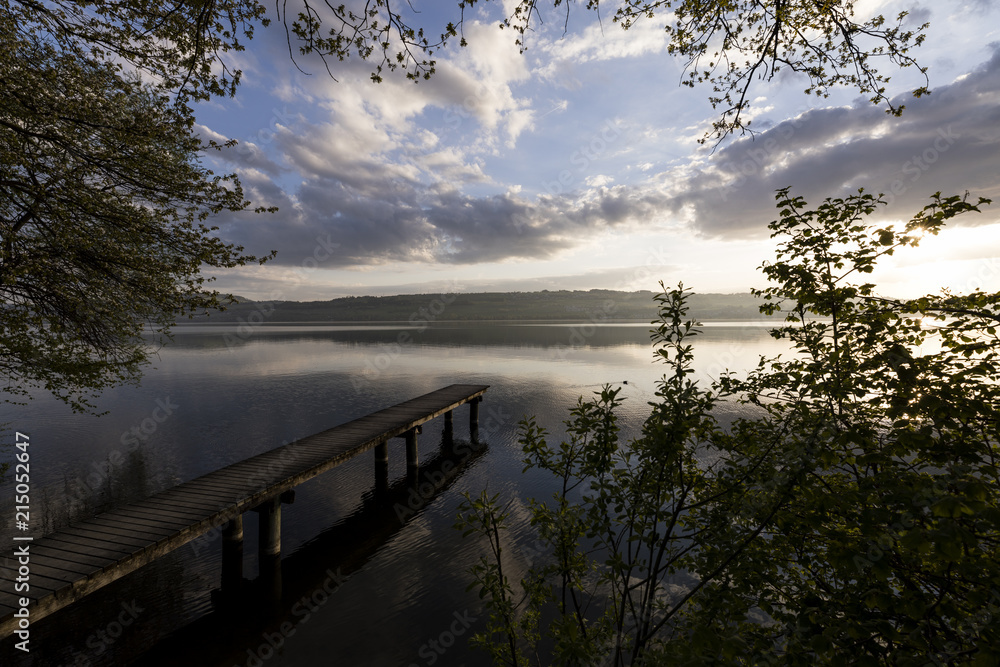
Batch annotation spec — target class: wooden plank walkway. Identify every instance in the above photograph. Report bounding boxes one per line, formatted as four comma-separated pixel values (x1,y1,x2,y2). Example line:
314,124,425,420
0,383,489,639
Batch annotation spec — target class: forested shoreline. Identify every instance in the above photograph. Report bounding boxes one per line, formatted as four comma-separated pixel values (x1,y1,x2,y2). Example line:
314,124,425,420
186,290,780,323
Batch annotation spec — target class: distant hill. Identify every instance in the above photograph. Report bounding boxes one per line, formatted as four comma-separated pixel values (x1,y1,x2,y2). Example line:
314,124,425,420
185,290,780,323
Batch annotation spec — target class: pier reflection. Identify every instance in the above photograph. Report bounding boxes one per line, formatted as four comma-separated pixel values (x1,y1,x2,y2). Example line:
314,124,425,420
135,436,487,666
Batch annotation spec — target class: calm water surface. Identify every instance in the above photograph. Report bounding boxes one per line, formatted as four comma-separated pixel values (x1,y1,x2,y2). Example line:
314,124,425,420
0,321,788,666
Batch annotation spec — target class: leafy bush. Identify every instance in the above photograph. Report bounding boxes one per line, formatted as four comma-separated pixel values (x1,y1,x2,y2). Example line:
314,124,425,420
457,188,1000,666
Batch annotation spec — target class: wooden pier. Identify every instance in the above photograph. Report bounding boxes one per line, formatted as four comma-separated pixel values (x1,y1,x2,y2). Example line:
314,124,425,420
0,383,489,639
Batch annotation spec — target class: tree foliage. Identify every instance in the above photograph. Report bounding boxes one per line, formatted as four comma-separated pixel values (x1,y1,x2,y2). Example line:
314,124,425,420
5,0,266,102
457,188,1000,665
1,2,273,411
284,0,929,142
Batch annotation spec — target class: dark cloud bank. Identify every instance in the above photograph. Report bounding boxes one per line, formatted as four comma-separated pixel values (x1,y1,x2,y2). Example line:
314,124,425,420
214,48,1000,269
678,47,1000,237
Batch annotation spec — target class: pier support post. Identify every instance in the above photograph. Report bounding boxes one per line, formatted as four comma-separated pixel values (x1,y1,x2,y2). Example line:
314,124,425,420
374,440,389,493
254,498,283,606
443,410,454,446
405,426,421,472
221,515,244,595
470,396,481,443
257,498,281,559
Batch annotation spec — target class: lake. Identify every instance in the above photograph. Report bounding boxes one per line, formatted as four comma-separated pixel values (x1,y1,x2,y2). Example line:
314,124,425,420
0,319,789,666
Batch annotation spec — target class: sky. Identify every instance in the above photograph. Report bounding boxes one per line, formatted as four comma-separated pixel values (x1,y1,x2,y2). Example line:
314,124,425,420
193,0,1000,302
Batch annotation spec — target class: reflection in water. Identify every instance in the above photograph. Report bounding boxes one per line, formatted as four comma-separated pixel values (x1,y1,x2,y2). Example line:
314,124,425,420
135,437,488,667
0,321,788,665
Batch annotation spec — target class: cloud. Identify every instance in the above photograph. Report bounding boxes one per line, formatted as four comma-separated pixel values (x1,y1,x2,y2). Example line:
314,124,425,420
536,15,672,75
208,36,1000,274
658,47,1000,237
195,124,285,176
213,163,675,269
